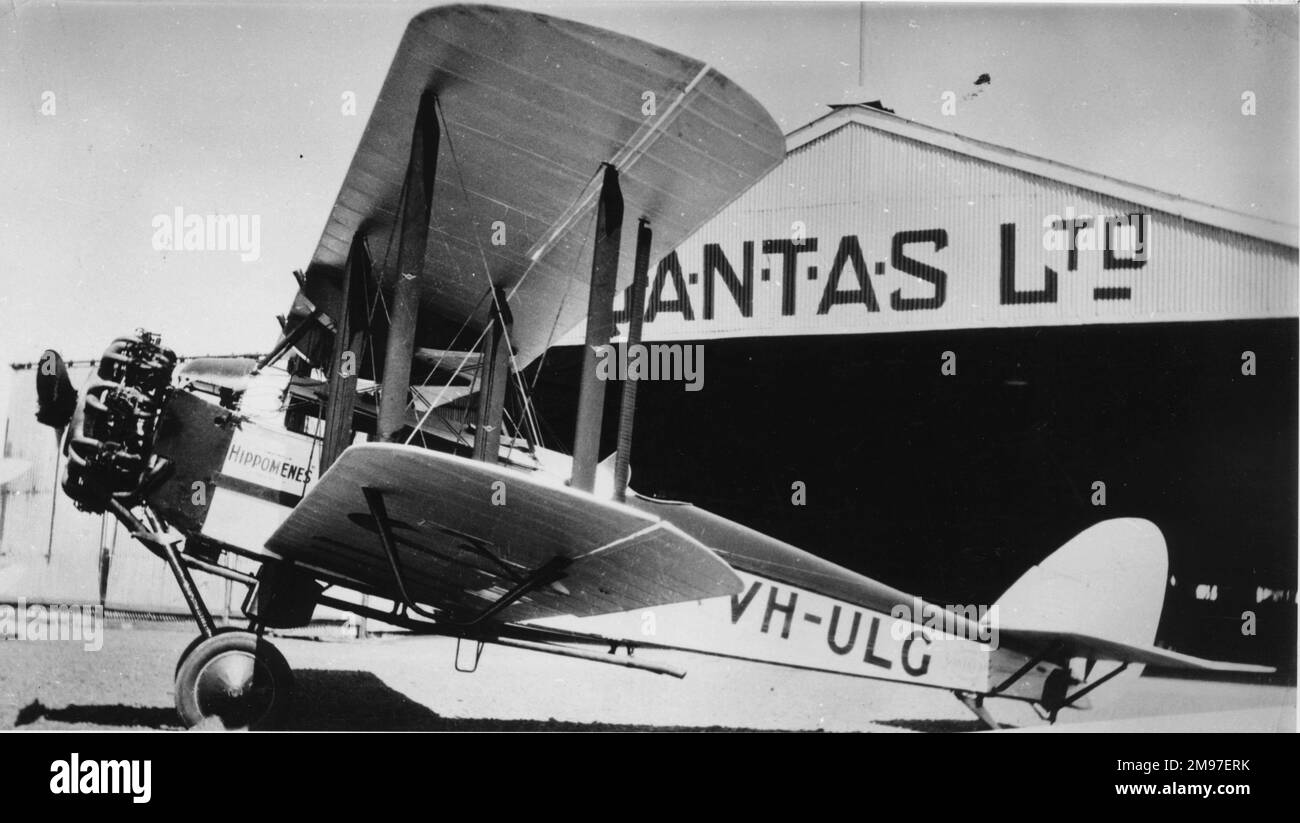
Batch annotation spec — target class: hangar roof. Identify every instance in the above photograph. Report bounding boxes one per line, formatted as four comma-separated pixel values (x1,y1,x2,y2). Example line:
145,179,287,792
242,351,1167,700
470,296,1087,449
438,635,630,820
790,104,1298,250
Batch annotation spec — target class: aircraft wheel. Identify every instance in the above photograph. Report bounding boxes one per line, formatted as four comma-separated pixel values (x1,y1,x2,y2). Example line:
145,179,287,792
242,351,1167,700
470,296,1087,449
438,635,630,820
174,631,293,730
174,627,244,678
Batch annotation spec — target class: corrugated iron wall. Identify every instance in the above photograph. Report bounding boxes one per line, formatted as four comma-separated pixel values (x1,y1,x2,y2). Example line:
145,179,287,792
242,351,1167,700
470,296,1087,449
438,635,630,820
0,364,234,614
594,120,1297,343
5,115,1295,620
2,363,361,624
1,364,98,570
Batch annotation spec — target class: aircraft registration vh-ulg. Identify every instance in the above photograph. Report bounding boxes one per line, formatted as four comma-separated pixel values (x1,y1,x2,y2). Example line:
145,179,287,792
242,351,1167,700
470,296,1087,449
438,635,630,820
31,4,1270,730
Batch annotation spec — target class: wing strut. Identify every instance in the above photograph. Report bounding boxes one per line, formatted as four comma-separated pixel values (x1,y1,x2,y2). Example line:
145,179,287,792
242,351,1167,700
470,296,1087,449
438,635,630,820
377,88,439,442
361,486,571,627
570,164,624,491
988,640,1063,696
471,287,513,462
613,218,651,502
1048,662,1129,722
252,306,322,376
321,231,371,471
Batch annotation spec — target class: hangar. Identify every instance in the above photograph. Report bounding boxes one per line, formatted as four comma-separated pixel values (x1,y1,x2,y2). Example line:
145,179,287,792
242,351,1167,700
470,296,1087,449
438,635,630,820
535,101,1299,673
3,102,1296,671
560,101,1296,342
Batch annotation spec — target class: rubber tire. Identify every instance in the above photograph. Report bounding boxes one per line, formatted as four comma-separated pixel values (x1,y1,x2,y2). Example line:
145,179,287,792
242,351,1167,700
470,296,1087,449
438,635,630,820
174,627,244,678
174,631,293,730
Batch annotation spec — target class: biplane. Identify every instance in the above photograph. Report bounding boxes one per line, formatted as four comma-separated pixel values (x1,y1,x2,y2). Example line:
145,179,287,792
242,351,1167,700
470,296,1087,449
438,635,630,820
33,5,1270,730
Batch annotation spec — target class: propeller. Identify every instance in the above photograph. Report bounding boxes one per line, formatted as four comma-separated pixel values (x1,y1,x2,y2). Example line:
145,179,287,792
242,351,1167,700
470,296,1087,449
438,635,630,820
35,349,77,434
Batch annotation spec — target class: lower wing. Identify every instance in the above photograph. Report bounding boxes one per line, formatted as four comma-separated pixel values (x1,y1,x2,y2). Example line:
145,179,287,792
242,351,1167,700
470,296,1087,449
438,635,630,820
265,444,743,624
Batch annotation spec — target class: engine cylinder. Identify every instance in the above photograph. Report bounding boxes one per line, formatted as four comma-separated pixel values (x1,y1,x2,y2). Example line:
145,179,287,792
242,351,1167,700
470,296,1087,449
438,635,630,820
63,332,176,511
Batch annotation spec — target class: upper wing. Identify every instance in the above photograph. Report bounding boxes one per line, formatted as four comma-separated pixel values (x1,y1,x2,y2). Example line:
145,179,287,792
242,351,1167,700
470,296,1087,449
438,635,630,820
293,3,785,369
264,443,743,622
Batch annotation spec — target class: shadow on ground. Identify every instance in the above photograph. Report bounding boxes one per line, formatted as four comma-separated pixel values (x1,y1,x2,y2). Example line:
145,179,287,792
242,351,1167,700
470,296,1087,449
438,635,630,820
284,670,792,731
10,670,810,732
874,718,1011,732
15,700,182,730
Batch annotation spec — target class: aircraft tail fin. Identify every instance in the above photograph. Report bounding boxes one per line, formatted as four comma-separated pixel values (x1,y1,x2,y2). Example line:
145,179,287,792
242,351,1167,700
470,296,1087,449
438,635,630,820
957,519,1268,728
996,518,1271,681
997,518,1168,652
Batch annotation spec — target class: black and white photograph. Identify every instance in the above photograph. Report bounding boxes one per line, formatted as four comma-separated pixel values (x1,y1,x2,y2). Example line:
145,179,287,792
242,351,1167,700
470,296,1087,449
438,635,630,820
1,0,1296,762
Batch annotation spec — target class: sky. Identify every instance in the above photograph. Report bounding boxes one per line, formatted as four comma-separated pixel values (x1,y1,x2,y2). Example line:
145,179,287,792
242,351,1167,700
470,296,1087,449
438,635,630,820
1,0,1297,411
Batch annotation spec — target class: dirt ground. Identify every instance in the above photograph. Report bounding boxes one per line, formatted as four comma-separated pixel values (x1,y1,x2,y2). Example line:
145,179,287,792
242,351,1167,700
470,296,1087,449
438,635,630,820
0,625,1293,732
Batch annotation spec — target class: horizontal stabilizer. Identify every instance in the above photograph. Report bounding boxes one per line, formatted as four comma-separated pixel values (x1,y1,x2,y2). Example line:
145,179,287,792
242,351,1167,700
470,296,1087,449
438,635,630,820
1000,628,1275,673
997,519,1272,675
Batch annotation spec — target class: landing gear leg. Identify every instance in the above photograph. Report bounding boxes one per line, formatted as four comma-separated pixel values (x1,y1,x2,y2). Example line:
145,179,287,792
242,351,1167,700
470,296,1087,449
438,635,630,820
174,630,293,730
954,691,1000,730
161,549,294,730
105,500,296,730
